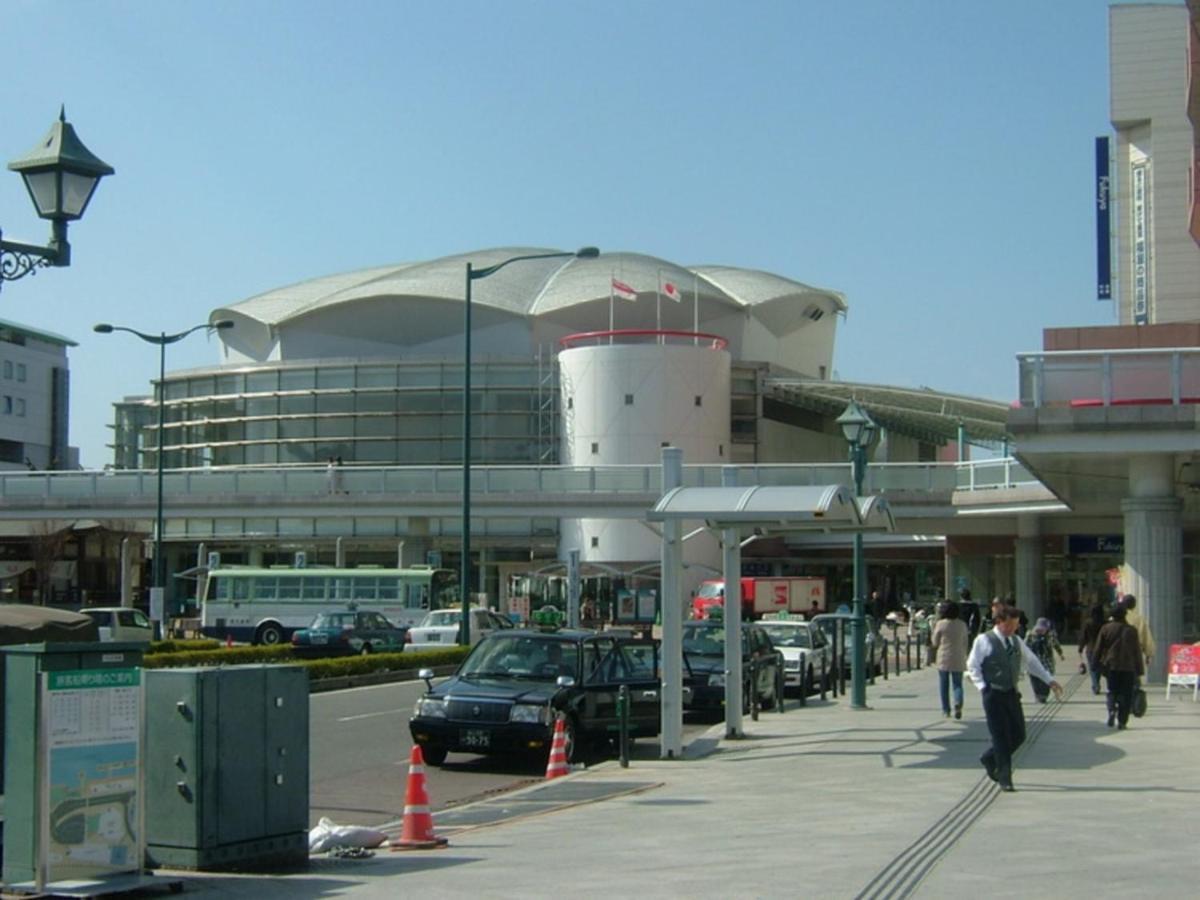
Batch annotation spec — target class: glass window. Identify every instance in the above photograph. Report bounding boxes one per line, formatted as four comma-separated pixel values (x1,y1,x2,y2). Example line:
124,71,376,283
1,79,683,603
280,395,314,415
245,396,277,417
356,393,397,413
301,577,327,600
279,419,314,438
15,399,24,417
15,363,25,382
252,577,278,600
317,367,354,389
245,371,277,393
316,393,354,414
188,377,215,398
357,366,396,388
230,577,250,601
2,396,10,414
377,578,399,600
277,577,301,599
214,373,242,395
280,369,315,391
2,361,11,378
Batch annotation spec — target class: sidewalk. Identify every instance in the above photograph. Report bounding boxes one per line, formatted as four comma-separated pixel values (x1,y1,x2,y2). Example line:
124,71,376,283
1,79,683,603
172,651,1200,898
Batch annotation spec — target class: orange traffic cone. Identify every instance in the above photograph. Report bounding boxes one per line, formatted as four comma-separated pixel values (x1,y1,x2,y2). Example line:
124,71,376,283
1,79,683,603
390,745,448,850
544,715,570,780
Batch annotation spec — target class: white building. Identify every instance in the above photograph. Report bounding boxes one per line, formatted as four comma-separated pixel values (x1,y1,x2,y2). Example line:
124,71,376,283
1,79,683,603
0,318,76,471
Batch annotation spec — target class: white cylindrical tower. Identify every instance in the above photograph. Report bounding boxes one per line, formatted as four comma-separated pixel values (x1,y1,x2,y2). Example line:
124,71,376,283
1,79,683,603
557,332,730,575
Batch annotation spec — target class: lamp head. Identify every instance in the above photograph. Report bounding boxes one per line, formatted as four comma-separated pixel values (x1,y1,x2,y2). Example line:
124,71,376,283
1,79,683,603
8,108,114,222
575,246,600,259
93,323,114,334
836,400,877,449
211,319,234,331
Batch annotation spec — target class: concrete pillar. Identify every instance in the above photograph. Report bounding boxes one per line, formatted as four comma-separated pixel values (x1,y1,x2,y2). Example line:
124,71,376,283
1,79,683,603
1015,514,1045,622
721,466,743,739
659,447,684,760
1122,455,1183,683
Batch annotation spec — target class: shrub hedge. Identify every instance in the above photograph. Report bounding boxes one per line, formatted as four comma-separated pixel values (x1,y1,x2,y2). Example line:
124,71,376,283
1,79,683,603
141,643,470,679
146,639,222,655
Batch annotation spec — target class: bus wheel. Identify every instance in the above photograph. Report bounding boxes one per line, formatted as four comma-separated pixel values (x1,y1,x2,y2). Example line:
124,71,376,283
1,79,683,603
256,623,284,646
359,643,373,656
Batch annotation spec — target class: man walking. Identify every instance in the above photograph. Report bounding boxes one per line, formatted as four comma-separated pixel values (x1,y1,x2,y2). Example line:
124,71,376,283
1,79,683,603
966,605,1063,792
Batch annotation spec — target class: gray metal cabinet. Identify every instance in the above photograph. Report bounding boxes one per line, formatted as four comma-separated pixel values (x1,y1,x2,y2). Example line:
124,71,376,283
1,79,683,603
144,665,308,870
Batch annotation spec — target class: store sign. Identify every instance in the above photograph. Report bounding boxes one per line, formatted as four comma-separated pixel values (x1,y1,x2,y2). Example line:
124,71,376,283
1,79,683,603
1096,136,1111,300
1067,534,1124,555
1131,161,1149,324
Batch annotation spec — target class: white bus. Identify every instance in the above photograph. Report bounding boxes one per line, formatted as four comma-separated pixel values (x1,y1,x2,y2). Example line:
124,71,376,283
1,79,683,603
200,565,459,645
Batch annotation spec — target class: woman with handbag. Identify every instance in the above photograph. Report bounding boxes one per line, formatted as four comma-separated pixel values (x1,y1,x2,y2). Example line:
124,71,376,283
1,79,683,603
930,600,970,719
1094,604,1144,730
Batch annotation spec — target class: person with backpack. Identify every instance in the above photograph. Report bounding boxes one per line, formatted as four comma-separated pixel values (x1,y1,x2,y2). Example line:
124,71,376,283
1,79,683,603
1094,603,1144,730
966,605,1063,792
1025,617,1064,703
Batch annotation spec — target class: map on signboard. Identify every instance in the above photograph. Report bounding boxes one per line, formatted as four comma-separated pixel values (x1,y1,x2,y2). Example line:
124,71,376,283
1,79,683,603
43,669,141,882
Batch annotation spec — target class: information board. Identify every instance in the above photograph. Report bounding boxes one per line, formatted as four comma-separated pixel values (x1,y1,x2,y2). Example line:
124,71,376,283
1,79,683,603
1166,644,1200,701
39,668,143,887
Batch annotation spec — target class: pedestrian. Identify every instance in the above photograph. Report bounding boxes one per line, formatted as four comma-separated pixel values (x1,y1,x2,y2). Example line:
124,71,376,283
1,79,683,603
961,588,980,637
325,457,337,494
930,600,969,719
1094,603,1144,729
333,455,347,494
1118,594,1155,674
1078,603,1106,695
1025,617,1064,703
966,604,1063,792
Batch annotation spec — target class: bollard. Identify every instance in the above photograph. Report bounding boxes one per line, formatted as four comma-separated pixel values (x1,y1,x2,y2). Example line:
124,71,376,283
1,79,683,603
819,651,828,701
750,661,760,722
617,684,630,768
905,634,912,672
776,659,786,714
894,635,901,676
796,651,806,709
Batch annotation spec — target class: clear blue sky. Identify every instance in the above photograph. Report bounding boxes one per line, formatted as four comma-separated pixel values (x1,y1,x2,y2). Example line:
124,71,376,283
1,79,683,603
1,0,1121,468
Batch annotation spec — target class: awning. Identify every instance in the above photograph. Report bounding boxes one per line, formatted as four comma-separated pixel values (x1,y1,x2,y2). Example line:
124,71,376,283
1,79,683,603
647,484,894,532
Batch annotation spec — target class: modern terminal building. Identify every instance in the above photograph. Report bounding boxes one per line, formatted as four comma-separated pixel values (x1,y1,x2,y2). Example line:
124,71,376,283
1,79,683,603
101,248,1006,612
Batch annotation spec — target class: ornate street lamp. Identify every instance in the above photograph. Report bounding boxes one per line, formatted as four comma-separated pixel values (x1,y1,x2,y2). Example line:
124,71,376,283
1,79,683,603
1,108,113,290
836,399,877,709
93,320,234,614
460,246,599,645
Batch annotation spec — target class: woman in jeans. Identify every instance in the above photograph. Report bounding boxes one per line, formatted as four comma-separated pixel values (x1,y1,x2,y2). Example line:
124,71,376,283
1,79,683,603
930,601,970,719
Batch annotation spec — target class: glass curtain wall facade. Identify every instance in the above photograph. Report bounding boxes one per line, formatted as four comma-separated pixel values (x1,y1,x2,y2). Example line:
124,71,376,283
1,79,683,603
109,359,559,469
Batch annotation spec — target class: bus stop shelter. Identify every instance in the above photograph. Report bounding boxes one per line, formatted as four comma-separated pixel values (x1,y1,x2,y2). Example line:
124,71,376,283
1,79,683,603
646,455,895,758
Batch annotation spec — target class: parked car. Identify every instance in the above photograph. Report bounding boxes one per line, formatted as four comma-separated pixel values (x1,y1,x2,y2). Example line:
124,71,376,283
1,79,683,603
290,610,408,655
406,607,514,650
409,627,660,767
681,620,783,715
810,612,887,676
756,615,832,693
80,607,153,643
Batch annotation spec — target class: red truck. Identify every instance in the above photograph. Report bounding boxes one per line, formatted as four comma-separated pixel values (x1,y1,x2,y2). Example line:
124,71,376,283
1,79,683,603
691,577,826,621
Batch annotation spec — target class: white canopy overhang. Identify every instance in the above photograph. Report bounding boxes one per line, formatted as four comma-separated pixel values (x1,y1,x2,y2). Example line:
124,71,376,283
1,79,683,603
647,484,894,532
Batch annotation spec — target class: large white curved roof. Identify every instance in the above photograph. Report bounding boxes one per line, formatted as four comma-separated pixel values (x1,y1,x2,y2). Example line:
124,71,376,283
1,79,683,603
213,248,847,329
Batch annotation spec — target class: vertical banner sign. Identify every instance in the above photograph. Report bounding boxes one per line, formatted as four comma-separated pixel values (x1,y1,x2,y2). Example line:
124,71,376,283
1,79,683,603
40,669,142,888
1095,137,1111,300
1132,161,1149,324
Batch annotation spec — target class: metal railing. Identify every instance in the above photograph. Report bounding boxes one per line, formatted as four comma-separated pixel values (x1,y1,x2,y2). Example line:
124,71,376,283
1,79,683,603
1017,346,1200,408
0,459,1035,503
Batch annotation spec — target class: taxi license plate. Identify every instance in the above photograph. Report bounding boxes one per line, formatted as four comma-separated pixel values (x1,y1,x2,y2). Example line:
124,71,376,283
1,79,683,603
460,729,490,748
427,634,440,642
311,634,328,644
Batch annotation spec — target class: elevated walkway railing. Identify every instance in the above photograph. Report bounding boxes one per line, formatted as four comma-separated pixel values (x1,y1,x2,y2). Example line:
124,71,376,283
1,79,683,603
1017,347,1200,408
0,459,1037,504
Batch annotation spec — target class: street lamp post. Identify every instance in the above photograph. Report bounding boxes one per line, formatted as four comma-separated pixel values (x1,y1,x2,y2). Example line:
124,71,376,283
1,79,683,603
837,399,877,710
93,320,234,610
460,247,599,645
1,108,113,291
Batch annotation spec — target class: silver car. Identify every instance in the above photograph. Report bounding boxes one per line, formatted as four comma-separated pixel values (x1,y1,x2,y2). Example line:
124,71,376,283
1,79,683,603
756,617,832,693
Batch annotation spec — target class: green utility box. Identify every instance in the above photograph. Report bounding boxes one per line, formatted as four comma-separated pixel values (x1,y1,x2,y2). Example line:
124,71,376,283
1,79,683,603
143,666,309,871
2,641,146,890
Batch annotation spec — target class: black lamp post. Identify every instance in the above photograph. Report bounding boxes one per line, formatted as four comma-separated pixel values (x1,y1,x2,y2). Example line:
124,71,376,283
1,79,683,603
93,320,234,605
1,108,113,290
460,247,599,645
836,399,877,710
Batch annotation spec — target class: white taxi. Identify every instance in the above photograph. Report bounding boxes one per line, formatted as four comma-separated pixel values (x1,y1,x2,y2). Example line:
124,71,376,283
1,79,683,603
756,614,831,694
406,607,514,650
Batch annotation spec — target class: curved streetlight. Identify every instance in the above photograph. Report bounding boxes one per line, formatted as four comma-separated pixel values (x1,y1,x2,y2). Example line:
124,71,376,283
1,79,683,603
460,247,600,645
836,399,878,710
1,108,113,291
93,320,234,614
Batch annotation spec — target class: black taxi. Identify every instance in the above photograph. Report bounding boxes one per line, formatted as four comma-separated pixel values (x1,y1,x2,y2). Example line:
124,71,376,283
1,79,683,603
409,625,660,766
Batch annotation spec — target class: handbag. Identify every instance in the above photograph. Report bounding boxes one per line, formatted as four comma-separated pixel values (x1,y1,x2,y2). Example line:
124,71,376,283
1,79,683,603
1132,687,1148,718
1077,662,1087,675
